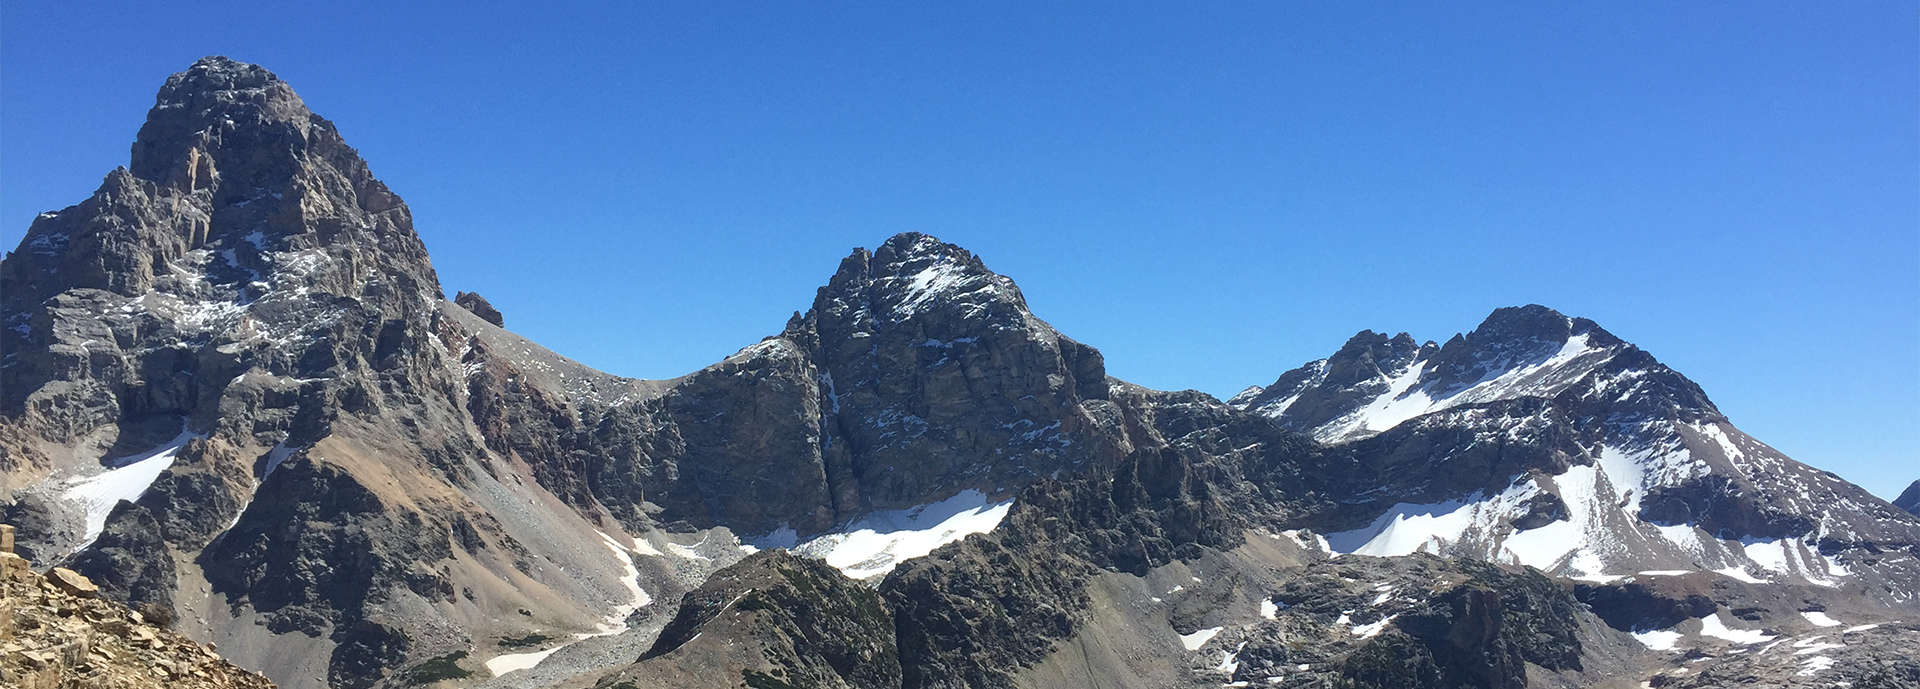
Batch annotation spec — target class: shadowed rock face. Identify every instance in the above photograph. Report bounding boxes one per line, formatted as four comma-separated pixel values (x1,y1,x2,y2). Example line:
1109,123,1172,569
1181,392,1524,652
1896,480,1920,516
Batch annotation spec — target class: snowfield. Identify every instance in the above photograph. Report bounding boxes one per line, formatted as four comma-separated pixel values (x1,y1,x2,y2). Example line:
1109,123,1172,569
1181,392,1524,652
63,430,196,546
755,489,1013,580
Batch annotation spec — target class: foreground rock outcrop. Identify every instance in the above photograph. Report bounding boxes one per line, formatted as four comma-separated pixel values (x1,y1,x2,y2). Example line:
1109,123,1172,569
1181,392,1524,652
0,531,275,689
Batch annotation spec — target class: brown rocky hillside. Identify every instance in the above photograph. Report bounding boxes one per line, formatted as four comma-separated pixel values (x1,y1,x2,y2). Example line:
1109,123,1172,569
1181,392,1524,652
0,525,274,689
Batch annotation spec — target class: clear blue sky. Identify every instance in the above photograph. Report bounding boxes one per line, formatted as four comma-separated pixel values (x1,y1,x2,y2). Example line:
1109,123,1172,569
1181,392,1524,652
3,2,1915,499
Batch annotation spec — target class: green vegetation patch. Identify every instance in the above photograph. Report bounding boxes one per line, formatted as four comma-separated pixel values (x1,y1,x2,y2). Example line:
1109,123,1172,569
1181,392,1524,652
496,632,553,649
399,650,473,685
743,668,799,689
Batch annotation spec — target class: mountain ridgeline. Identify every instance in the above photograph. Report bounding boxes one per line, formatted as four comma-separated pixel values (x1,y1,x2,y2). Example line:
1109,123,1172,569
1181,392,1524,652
3,58,1916,689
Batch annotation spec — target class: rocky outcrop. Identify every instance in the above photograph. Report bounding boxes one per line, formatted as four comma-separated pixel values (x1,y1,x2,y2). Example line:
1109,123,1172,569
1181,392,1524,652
65,501,176,614
611,550,898,689
0,544,275,689
453,292,503,328
879,442,1261,689
1261,557,1589,689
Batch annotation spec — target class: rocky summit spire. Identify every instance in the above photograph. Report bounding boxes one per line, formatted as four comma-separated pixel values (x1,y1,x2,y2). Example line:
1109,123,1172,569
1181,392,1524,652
1,56,433,315
129,56,316,189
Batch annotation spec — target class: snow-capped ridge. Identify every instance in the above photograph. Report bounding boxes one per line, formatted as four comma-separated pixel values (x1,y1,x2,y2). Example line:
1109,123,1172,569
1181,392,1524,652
1235,305,1644,443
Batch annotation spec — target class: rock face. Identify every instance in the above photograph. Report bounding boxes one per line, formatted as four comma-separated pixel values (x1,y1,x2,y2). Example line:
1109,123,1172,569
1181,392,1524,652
4,56,1918,689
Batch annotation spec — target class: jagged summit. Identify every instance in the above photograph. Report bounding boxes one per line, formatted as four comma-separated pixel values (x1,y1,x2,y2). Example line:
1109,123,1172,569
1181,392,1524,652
2,55,429,317
1231,304,1662,443
131,56,316,185
1233,306,1920,593
811,232,1029,326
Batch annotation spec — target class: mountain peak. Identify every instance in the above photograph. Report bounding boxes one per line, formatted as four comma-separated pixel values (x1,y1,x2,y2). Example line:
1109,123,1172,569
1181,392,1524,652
1463,304,1624,351
1233,304,1647,442
161,56,286,102
814,233,1025,328
131,57,315,189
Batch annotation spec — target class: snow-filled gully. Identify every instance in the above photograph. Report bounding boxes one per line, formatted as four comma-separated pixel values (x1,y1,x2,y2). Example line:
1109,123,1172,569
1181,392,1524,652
484,531,652,677
62,429,196,549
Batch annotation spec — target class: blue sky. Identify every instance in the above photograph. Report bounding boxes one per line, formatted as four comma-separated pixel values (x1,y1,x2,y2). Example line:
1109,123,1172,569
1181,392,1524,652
3,2,1915,499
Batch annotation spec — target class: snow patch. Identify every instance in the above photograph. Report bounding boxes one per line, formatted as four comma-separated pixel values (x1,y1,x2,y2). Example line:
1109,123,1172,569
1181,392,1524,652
1792,636,1844,655
1216,641,1245,674
1797,656,1835,677
261,443,300,478
1800,611,1840,627
1697,614,1774,644
1713,567,1768,584
1179,626,1223,651
666,542,710,560
1739,537,1847,586
772,490,1012,580
1632,629,1683,651
1351,615,1397,639
484,646,563,676
63,430,195,547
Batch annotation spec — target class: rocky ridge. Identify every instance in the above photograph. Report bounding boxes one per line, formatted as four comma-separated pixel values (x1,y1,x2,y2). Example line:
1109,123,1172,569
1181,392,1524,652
1232,306,1920,600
